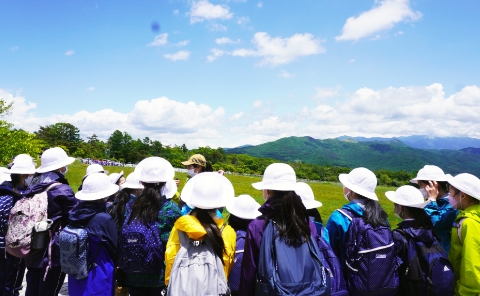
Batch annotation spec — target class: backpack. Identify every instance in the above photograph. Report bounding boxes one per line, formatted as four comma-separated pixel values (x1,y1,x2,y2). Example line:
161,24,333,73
228,229,246,292
338,209,399,296
5,183,59,258
166,224,230,296
255,220,331,296
118,215,164,273
394,229,455,296
316,234,349,296
59,224,102,279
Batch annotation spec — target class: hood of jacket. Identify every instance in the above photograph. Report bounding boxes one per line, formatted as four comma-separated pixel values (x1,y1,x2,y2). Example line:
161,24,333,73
174,214,225,241
456,203,480,224
341,199,365,217
26,171,69,196
69,201,107,226
0,181,28,196
397,219,436,244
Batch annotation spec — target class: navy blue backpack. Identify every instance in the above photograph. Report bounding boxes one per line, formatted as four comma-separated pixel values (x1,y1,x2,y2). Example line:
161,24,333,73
339,209,399,296
256,220,331,296
118,212,163,273
394,229,454,296
228,229,246,292
316,233,349,296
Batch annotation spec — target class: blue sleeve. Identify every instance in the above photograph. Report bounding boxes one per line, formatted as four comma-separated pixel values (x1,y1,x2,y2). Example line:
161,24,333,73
326,210,351,261
424,200,458,233
322,227,330,245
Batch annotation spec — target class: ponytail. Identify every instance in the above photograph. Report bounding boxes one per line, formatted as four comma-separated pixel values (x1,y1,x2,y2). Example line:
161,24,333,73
191,208,225,264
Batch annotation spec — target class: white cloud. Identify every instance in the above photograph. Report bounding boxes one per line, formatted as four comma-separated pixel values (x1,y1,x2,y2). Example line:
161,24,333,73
257,2,263,8
395,31,404,36
336,0,422,42
189,0,233,24
207,48,225,62
147,33,168,47
278,70,295,78
64,50,75,56
349,59,356,63
231,32,325,66
231,112,243,120
207,23,228,31
86,87,95,91
237,16,250,25
215,37,237,44
164,50,190,61
173,9,179,15
253,100,263,108
313,86,342,100
175,40,190,46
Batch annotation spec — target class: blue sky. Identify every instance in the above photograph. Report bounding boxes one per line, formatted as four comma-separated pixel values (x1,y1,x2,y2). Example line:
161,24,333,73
1,0,480,148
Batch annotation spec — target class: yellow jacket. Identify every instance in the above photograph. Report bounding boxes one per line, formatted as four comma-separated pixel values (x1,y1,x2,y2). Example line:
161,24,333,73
164,215,236,285
449,204,480,296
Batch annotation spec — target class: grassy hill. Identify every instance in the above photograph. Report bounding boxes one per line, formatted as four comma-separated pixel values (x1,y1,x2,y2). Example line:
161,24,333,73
227,136,480,176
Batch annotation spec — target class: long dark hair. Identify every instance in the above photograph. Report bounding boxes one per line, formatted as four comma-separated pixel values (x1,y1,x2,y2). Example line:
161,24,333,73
109,188,133,229
405,206,440,241
228,214,251,232
306,208,323,224
268,190,311,245
10,174,23,197
128,182,165,225
360,196,389,228
191,208,225,263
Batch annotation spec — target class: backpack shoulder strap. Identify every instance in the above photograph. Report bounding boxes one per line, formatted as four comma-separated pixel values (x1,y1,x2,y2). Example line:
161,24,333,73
336,209,354,221
454,218,466,245
45,182,61,192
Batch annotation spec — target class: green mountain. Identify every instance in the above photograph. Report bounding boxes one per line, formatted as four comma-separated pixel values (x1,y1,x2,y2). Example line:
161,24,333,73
226,136,480,176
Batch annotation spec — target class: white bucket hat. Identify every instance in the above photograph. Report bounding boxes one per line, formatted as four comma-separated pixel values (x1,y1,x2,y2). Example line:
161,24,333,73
410,165,448,184
227,194,261,220
76,173,119,201
9,160,36,175
120,172,144,190
0,167,12,183
339,167,378,201
109,171,124,184
295,182,322,209
85,164,108,177
181,172,234,209
252,163,296,191
163,179,178,200
36,147,75,173
136,157,174,183
448,173,480,200
385,185,429,208
13,154,36,165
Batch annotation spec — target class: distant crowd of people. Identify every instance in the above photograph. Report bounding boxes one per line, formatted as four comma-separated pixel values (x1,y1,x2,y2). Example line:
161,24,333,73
1,148,479,296
80,159,131,167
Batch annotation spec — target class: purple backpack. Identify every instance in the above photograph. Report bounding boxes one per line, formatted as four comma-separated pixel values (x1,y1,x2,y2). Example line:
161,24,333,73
228,229,245,292
316,234,349,296
338,209,399,296
118,214,163,273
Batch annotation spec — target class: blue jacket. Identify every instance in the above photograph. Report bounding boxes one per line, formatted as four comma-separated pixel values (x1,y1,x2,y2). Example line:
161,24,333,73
311,219,330,245
0,182,28,248
424,194,458,254
24,171,78,268
326,200,365,265
67,201,118,296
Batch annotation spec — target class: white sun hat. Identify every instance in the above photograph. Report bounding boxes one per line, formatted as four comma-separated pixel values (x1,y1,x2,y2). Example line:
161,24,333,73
252,163,296,191
181,172,234,209
226,194,261,220
448,173,480,200
410,165,448,184
13,154,36,165
9,160,36,175
120,172,144,190
36,147,75,173
295,182,322,209
85,164,109,177
163,179,178,200
109,171,124,184
339,167,378,201
0,167,11,183
136,157,174,183
76,173,119,201
385,185,429,208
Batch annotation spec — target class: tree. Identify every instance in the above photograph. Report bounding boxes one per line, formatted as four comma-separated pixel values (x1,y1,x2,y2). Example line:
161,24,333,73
34,122,83,153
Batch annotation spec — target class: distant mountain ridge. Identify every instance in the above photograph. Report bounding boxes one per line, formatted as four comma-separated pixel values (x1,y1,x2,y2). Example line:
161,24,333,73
336,135,480,150
226,136,480,176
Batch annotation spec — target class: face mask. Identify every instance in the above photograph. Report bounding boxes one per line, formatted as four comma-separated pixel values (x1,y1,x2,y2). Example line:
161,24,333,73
448,192,460,209
419,188,428,199
187,169,196,177
60,166,68,176
24,176,33,186
262,190,269,201
344,190,351,202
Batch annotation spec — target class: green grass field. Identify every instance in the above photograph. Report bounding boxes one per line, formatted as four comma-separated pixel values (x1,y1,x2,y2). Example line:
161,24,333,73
68,160,402,226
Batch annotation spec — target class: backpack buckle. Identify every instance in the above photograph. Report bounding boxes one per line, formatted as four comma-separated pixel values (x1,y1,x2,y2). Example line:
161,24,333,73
191,240,201,247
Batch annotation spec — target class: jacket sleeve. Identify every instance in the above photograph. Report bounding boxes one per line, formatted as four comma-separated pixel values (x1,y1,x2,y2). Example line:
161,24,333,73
455,218,480,296
326,210,350,261
238,221,262,296
222,225,236,278
164,226,180,286
424,200,458,232
392,230,408,266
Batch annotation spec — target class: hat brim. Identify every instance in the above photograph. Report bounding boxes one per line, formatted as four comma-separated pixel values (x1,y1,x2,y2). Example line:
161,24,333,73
339,174,378,201
36,157,75,173
76,184,119,201
303,199,323,209
385,191,429,209
164,179,178,199
8,168,36,175
410,176,449,184
448,178,480,200
252,181,296,191
84,170,109,179
226,205,261,220
120,182,144,190
181,160,193,165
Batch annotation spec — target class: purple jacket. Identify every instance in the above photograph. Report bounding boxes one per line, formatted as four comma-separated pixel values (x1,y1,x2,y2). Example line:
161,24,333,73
24,171,78,269
238,196,321,296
